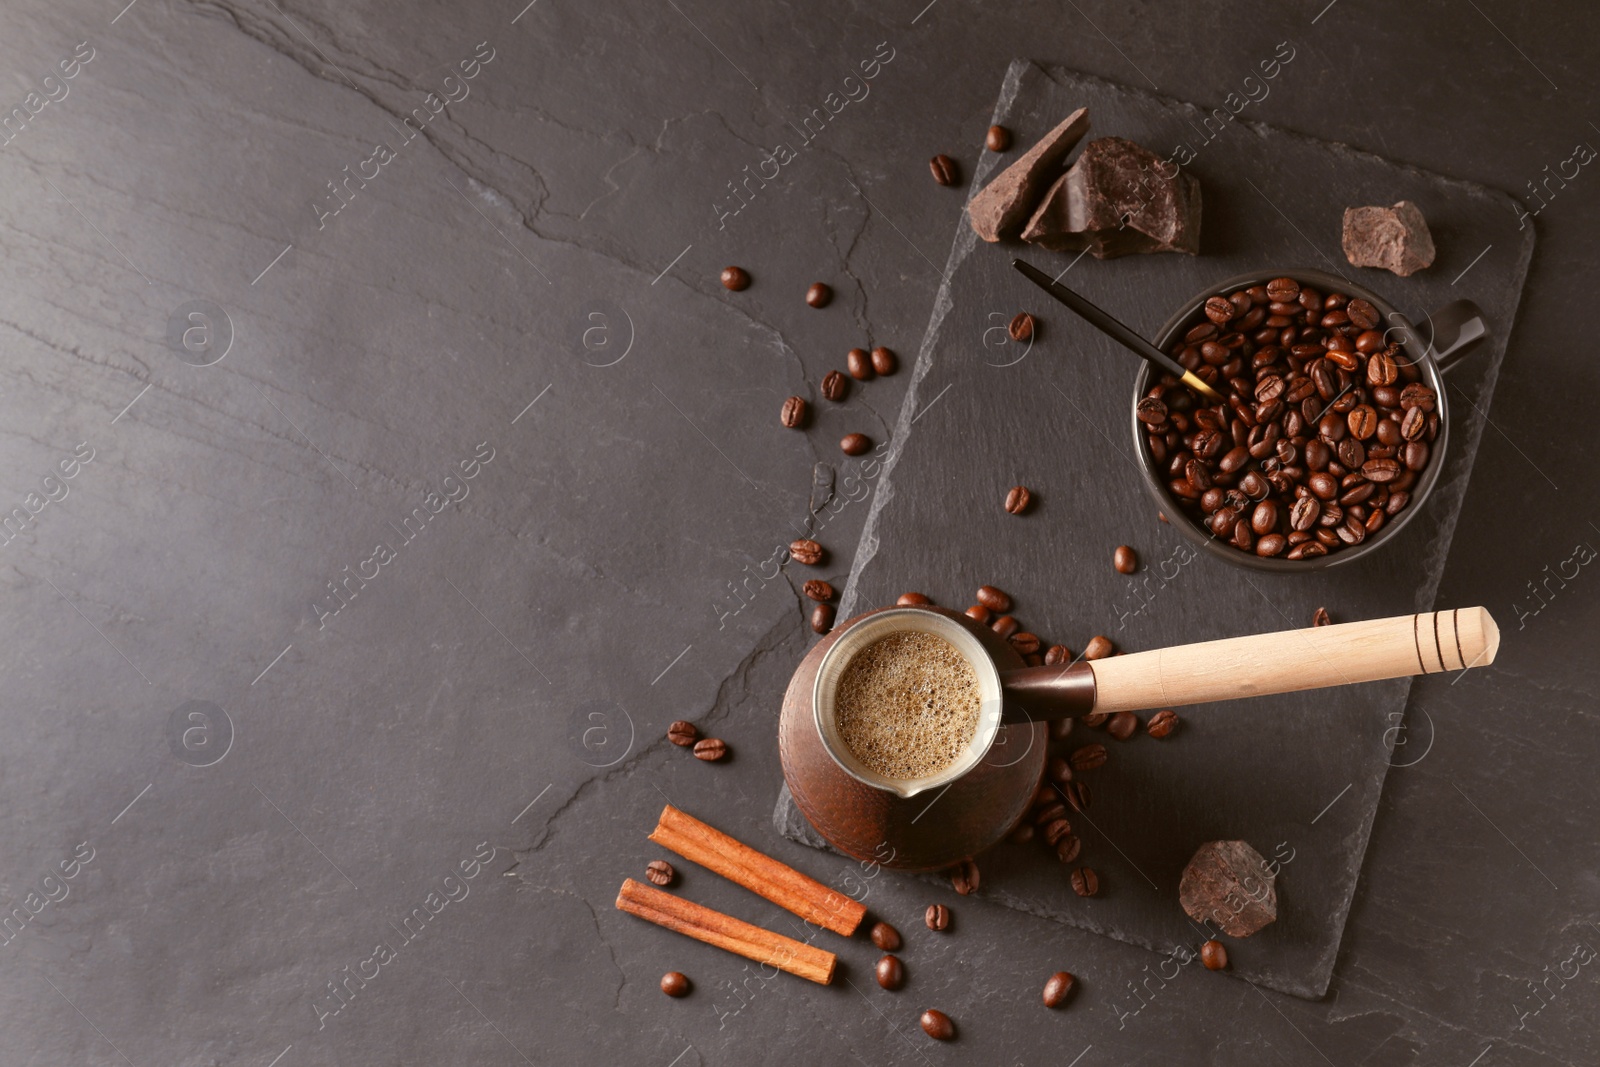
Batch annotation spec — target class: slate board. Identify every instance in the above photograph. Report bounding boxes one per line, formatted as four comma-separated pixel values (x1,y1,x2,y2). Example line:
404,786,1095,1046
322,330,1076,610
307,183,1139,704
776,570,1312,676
776,60,1532,999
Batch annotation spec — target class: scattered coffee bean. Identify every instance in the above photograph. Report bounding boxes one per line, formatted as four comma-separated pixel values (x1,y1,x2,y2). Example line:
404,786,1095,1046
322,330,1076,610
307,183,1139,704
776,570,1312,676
1106,711,1139,741
1083,635,1115,660
1009,821,1035,844
1009,632,1041,655
661,971,691,997
870,921,901,951
1062,780,1091,812
1054,834,1082,863
841,433,871,456
1146,709,1179,738
951,858,979,895
871,346,897,375
1200,939,1229,971
1033,801,1068,826
1005,485,1032,514
806,282,833,308
646,860,675,886
692,738,727,761
789,539,824,565
1070,743,1108,772
1312,606,1331,626
986,124,1012,152
1070,867,1100,897
803,580,834,602
1043,818,1074,847
720,266,750,291
847,347,874,381
976,585,1011,612
1151,276,1438,560
821,370,848,401
929,154,958,186
1042,971,1076,1008
897,591,932,606
875,954,905,990
920,1009,955,1041
811,603,835,634
991,614,1019,639
1008,312,1036,342
1050,717,1074,741
1082,711,1110,728
1045,644,1071,665
925,903,951,931
964,604,991,623
1113,545,1138,574
781,396,807,428
667,720,699,747
1048,755,1073,783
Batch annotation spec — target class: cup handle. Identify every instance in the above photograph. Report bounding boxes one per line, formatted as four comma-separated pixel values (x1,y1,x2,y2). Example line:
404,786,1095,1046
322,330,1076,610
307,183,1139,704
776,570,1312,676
1413,299,1488,373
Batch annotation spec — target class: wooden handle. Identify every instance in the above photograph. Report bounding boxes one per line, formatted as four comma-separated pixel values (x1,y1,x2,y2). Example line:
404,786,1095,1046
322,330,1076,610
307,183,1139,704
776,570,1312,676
1089,607,1499,713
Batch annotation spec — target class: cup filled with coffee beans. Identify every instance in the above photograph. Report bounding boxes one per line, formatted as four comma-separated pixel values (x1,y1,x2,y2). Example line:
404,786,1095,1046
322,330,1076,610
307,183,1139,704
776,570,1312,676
1133,268,1488,570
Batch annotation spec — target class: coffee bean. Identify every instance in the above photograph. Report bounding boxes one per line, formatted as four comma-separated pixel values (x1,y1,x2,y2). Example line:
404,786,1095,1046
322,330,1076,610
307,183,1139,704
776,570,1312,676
875,954,905,990
646,860,675,886
841,433,871,456
929,154,958,186
809,603,836,634
667,720,699,747
1042,971,1076,1008
1137,397,1169,425
1400,405,1427,441
1255,533,1287,557
781,396,807,428
1071,743,1108,772
1009,632,1041,655
950,858,979,895
870,921,901,952
976,585,1011,612
986,124,1011,151
1083,635,1115,660
871,346,897,375
1050,717,1074,741
1113,545,1138,574
1043,818,1074,847
661,971,691,997
1009,821,1035,844
1008,312,1036,342
1205,295,1236,324
720,266,750,291
897,592,932,606
1082,712,1110,728
1070,867,1100,897
844,347,874,381
1346,405,1377,440
803,580,834,602
1062,780,1091,813
964,604,991,623
789,539,823,565
1107,711,1138,741
925,903,951,931
1367,350,1398,386
1200,940,1228,971
1054,834,1082,863
920,1009,955,1041
1362,457,1403,483
1250,500,1279,535
1400,383,1435,411
821,370,848,402
806,282,833,308
1045,644,1071,666
1033,800,1068,826
1146,709,1179,738
1312,606,1331,626
1048,755,1073,783
1005,486,1032,514
693,738,727,761
991,614,1019,639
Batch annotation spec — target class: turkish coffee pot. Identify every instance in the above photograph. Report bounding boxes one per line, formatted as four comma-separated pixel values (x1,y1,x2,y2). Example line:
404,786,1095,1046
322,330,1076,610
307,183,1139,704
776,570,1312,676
779,604,1498,871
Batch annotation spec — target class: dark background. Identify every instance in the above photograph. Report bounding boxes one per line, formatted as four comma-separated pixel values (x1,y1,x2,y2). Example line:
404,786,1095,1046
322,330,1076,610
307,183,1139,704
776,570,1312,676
0,1,1594,1064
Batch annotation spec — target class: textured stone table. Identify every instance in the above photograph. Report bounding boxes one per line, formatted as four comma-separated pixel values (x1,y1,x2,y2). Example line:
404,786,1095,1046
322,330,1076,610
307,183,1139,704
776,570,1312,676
0,1,1596,1065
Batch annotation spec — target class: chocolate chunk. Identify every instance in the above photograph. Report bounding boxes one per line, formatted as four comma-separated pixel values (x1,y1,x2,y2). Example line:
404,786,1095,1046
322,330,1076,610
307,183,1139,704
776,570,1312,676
1178,840,1278,937
1021,137,1201,258
1341,200,1436,277
966,108,1090,243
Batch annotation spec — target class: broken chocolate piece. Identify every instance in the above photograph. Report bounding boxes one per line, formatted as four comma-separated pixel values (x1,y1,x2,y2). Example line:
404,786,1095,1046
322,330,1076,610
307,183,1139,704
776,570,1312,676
1021,137,1201,258
1179,840,1277,937
966,108,1090,243
1342,200,1436,277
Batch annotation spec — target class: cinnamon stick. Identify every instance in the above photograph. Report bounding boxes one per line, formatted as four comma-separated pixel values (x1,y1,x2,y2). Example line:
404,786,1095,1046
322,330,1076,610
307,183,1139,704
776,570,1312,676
614,878,837,985
649,805,866,937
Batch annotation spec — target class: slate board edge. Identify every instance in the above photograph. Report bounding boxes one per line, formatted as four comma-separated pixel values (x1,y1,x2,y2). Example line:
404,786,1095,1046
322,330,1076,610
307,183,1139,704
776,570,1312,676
822,58,1536,1001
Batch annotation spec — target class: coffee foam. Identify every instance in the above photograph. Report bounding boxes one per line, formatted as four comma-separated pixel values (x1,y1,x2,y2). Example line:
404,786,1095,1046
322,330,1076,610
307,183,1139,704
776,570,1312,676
835,630,981,781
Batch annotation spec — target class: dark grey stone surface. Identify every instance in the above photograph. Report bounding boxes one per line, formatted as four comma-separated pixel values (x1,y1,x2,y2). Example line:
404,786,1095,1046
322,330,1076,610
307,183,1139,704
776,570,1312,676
776,59,1533,1002
1,1,1596,1064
